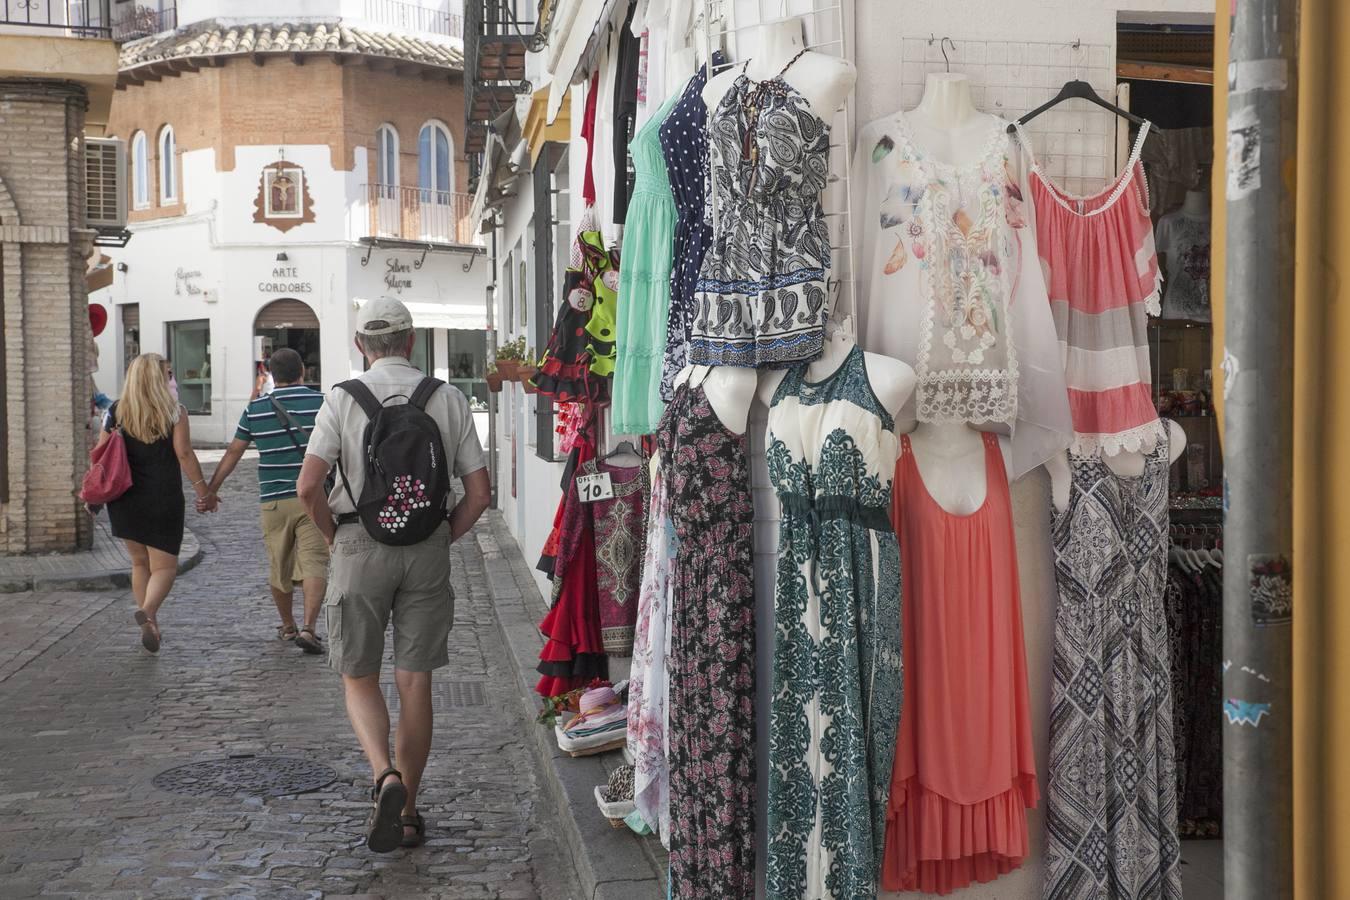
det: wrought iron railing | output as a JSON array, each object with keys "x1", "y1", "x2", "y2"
[
  {"x1": 365, "y1": 185, "x2": 480, "y2": 245},
  {"x1": 364, "y1": 0, "x2": 463, "y2": 39},
  {"x1": 0, "y1": 0, "x2": 112, "y2": 38},
  {"x1": 111, "y1": 1, "x2": 176, "y2": 41}
]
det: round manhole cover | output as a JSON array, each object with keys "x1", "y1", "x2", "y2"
[{"x1": 153, "y1": 756, "x2": 338, "y2": 798}]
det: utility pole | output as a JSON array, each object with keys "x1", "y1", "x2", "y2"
[{"x1": 1222, "y1": 0, "x2": 1297, "y2": 897}]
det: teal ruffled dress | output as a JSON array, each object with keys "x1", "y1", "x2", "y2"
[{"x1": 612, "y1": 91, "x2": 680, "y2": 435}]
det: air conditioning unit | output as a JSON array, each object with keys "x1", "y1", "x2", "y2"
[{"x1": 85, "y1": 138, "x2": 127, "y2": 229}]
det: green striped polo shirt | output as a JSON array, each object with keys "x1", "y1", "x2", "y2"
[{"x1": 235, "y1": 384, "x2": 326, "y2": 501}]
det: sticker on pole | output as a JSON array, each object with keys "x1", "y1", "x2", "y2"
[
  {"x1": 1249, "y1": 553, "x2": 1292, "y2": 627},
  {"x1": 576, "y1": 472, "x2": 614, "y2": 503}
]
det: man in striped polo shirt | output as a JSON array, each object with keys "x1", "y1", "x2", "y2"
[{"x1": 203, "y1": 348, "x2": 329, "y2": 654}]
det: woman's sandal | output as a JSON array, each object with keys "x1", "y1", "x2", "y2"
[
  {"x1": 294, "y1": 627, "x2": 323, "y2": 655},
  {"x1": 135, "y1": 609, "x2": 160, "y2": 654},
  {"x1": 277, "y1": 624, "x2": 299, "y2": 642},
  {"x1": 400, "y1": 813, "x2": 426, "y2": 848},
  {"x1": 365, "y1": 767, "x2": 407, "y2": 853}
]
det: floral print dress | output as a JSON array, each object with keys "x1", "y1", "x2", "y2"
[
  {"x1": 655, "y1": 374, "x2": 756, "y2": 897},
  {"x1": 765, "y1": 345, "x2": 902, "y2": 899}
]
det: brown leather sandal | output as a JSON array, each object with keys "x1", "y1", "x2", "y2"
[
  {"x1": 365, "y1": 767, "x2": 407, "y2": 853},
  {"x1": 135, "y1": 609, "x2": 160, "y2": 653},
  {"x1": 295, "y1": 627, "x2": 323, "y2": 655},
  {"x1": 400, "y1": 813, "x2": 425, "y2": 848}
]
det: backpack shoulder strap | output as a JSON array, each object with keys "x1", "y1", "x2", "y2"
[
  {"x1": 335, "y1": 379, "x2": 384, "y2": 421},
  {"x1": 408, "y1": 377, "x2": 446, "y2": 412},
  {"x1": 268, "y1": 395, "x2": 305, "y2": 452}
]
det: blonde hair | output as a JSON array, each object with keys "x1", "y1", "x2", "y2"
[{"x1": 119, "y1": 353, "x2": 179, "y2": 443}]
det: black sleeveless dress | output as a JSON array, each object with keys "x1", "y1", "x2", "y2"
[{"x1": 105, "y1": 402, "x2": 185, "y2": 555}]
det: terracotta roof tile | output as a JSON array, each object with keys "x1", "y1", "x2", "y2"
[{"x1": 120, "y1": 18, "x2": 463, "y2": 72}]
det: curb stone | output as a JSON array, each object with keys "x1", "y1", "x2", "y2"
[
  {"x1": 477, "y1": 515, "x2": 666, "y2": 900},
  {"x1": 0, "y1": 528, "x2": 204, "y2": 593}
]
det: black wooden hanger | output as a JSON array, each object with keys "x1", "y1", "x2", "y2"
[{"x1": 1008, "y1": 79, "x2": 1147, "y2": 134}]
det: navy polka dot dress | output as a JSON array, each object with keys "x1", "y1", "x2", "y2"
[{"x1": 658, "y1": 55, "x2": 723, "y2": 402}]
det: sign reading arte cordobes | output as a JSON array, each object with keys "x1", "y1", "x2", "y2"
[
  {"x1": 384, "y1": 257, "x2": 413, "y2": 294},
  {"x1": 259, "y1": 265, "x2": 313, "y2": 294}
]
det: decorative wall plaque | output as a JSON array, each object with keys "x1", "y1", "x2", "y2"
[{"x1": 253, "y1": 160, "x2": 315, "y2": 233}]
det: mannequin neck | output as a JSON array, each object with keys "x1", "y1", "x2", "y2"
[
  {"x1": 756, "y1": 17, "x2": 806, "y2": 69},
  {"x1": 1182, "y1": 190, "x2": 1211, "y2": 219},
  {"x1": 911, "y1": 73, "x2": 980, "y2": 129}
]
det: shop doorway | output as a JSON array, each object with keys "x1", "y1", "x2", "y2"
[{"x1": 254, "y1": 298, "x2": 321, "y2": 387}]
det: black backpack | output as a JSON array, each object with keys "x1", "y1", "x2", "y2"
[{"x1": 334, "y1": 377, "x2": 451, "y2": 546}]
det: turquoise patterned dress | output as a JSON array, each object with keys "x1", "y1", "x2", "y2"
[
  {"x1": 612, "y1": 90, "x2": 681, "y2": 435},
  {"x1": 765, "y1": 345, "x2": 903, "y2": 899}
]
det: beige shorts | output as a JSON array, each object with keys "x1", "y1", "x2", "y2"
[
  {"x1": 261, "y1": 497, "x2": 330, "y2": 592},
  {"x1": 324, "y1": 522, "x2": 454, "y2": 678}
]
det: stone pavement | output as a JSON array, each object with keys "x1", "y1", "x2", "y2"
[{"x1": 0, "y1": 459, "x2": 581, "y2": 899}]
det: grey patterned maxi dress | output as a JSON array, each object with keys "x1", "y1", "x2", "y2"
[
  {"x1": 1044, "y1": 435, "x2": 1183, "y2": 900},
  {"x1": 765, "y1": 345, "x2": 903, "y2": 899}
]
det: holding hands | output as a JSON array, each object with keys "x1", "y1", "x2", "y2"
[{"x1": 194, "y1": 492, "x2": 220, "y2": 514}]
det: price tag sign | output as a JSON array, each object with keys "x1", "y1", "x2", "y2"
[{"x1": 576, "y1": 472, "x2": 614, "y2": 503}]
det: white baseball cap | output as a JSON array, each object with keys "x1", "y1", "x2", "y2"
[{"x1": 357, "y1": 297, "x2": 414, "y2": 335}]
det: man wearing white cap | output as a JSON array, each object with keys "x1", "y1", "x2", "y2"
[{"x1": 297, "y1": 296, "x2": 490, "y2": 853}]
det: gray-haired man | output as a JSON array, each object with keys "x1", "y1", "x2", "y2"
[{"x1": 297, "y1": 297, "x2": 490, "y2": 852}]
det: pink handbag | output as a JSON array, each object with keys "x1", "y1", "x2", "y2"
[{"x1": 81, "y1": 428, "x2": 133, "y2": 504}]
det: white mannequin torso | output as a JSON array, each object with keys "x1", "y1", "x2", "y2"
[
  {"x1": 675, "y1": 364, "x2": 757, "y2": 435},
  {"x1": 906, "y1": 422, "x2": 1013, "y2": 516},
  {"x1": 904, "y1": 73, "x2": 999, "y2": 168},
  {"x1": 755, "y1": 323, "x2": 915, "y2": 418},
  {"x1": 701, "y1": 18, "x2": 856, "y2": 119},
  {"x1": 1046, "y1": 419, "x2": 1188, "y2": 512}
]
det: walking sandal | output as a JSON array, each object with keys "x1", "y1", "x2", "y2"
[
  {"x1": 277, "y1": 624, "x2": 298, "y2": 641},
  {"x1": 400, "y1": 813, "x2": 426, "y2": 848},
  {"x1": 295, "y1": 627, "x2": 323, "y2": 655},
  {"x1": 135, "y1": 609, "x2": 160, "y2": 654},
  {"x1": 365, "y1": 767, "x2": 407, "y2": 853}
]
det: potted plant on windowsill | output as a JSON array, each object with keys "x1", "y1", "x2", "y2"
[
  {"x1": 520, "y1": 350, "x2": 541, "y2": 393},
  {"x1": 485, "y1": 363, "x2": 503, "y2": 393},
  {"x1": 494, "y1": 335, "x2": 527, "y2": 382}
]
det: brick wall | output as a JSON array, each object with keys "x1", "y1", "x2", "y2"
[
  {"x1": 107, "y1": 57, "x2": 470, "y2": 208},
  {"x1": 0, "y1": 78, "x2": 95, "y2": 554}
]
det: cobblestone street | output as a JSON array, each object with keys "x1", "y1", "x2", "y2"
[{"x1": 0, "y1": 459, "x2": 579, "y2": 899}]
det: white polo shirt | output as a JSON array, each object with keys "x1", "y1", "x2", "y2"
[{"x1": 305, "y1": 357, "x2": 486, "y2": 515}]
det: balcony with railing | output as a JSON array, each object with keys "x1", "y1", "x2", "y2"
[
  {"x1": 364, "y1": 185, "x2": 480, "y2": 246},
  {"x1": 111, "y1": 1, "x2": 176, "y2": 41},
  {"x1": 1, "y1": 0, "x2": 112, "y2": 38},
  {"x1": 464, "y1": 0, "x2": 535, "y2": 154},
  {"x1": 364, "y1": 0, "x2": 463, "y2": 39}
]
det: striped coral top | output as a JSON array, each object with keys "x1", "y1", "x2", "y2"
[{"x1": 1018, "y1": 123, "x2": 1164, "y2": 457}]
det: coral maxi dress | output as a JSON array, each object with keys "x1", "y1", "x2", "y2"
[{"x1": 884, "y1": 432, "x2": 1039, "y2": 895}]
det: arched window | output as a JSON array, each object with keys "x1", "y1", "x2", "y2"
[
  {"x1": 376, "y1": 124, "x2": 399, "y2": 188},
  {"x1": 418, "y1": 120, "x2": 453, "y2": 202},
  {"x1": 159, "y1": 125, "x2": 177, "y2": 203},
  {"x1": 131, "y1": 131, "x2": 149, "y2": 209}
]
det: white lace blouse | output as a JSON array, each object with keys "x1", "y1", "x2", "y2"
[{"x1": 852, "y1": 111, "x2": 1072, "y2": 478}]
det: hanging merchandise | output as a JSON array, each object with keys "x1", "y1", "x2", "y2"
[
  {"x1": 688, "y1": 52, "x2": 832, "y2": 367},
  {"x1": 1043, "y1": 436, "x2": 1183, "y2": 900},
  {"x1": 884, "y1": 430, "x2": 1038, "y2": 895},
  {"x1": 535, "y1": 73, "x2": 619, "y2": 401},
  {"x1": 1166, "y1": 536, "x2": 1224, "y2": 839},
  {"x1": 536, "y1": 436, "x2": 610, "y2": 697},
  {"x1": 854, "y1": 112, "x2": 1072, "y2": 478},
  {"x1": 1015, "y1": 122, "x2": 1166, "y2": 457},
  {"x1": 612, "y1": 0, "x2": 642, "y2": 224},
  {"x1": 658, "y1": 56, "x2": 723, "y2": 402},
  {"x1": 656, "y1": 370, "x2": 756, "y2": 896},
  {"x1": 764, "y1": 345, "x2": 903, "y2": 900},
  {"x1": 1155, "y1": 198, "x2": 1213, "y2": 322},
  {"x1": 578, "y1": 454, "x2": 649, "y2": 655},
  {"x1": 627, "y1": 460, "x2": 673, "y2": 846},
  {"x1": 611, "y1": 85, "x2": 684, "y2": 435}
]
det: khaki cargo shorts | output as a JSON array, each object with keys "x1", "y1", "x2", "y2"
[
  {"x1": 261, "y1": 496, "x2": 330, "y2": 593},
  {"x1": 324, "y1": 522, "x2": 454, "y2": 678}
]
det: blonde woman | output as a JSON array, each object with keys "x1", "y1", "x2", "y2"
[{"x1": 95, "y1": 354, "x2": 216, "y2": 652}]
